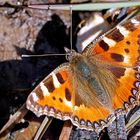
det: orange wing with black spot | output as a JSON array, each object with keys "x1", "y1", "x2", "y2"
[
  {"x1": 84, "y1": 15, "x2": 140, "y2": 67},
  {"x1": 26, "y1": 63, "x2": 74, "y2": 120},
  {"x1": 83, "y1": 14, "x2": 140, "y2": 118}
]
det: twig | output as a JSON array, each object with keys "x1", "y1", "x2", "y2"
[
  {"x1": 0, "y1": 104, "x2": 28, "y2": 136},
  {"x1": 59, "y1": 121, "x2": 73, "y2": 140}
]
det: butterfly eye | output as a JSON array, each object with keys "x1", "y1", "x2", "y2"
[
  {"x1": 64, "y1": 47, "x2": 78, "y2": 61},
  {"x1": 65, "y1": 53, "x2": 71, "y2": 61}
]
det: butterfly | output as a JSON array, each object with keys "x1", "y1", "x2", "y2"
[{"x1": 26, "y1": 14, "x2": 140, "y2": 132}]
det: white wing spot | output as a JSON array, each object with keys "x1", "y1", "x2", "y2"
[
  {"x1": 64, "y1": 99, "x2": 73, "y2": 108},
  {"x1": 117, "y1": 25, "x2": 129, "y2": 37},
  {"x1": 52, "y1": 72, "x2": 61, "y2": 88},
  {"x1": 32, "y1": 92, "x2": 39, "y2": 102},
  {"x1": 125, "y1": 68, "x2": 132, "y2": 76},
  {"x1": 103, "y1": 37, "x2": 116, "y2": 47},
  {"x1": 124, "y1": 54, "x2": 129, "y2": 64},
  {"x1": 40, "y1": 82, "x2": 50, "y2": 96}
]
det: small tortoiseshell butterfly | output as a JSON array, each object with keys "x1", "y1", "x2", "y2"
[{"x1": 26, "y1": 14, "x2": 140, "y2": 132}]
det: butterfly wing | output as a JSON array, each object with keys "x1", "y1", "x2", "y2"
[
  {"x1": 26, "y1": 63, "x2": 75, "y2": 120},
  {"x1": 83, "y1": 15, "x2": 140, "y2": 120},
  {"x1": 84, "y1": 14, "x2": 140, "y2": 67}
]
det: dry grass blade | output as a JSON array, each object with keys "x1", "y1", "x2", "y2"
[
  {"x1": 34, "y1": 117, "x2": 53, "y2": 140},
  {"x1": 28, "y1": 2, "x2": 140, "y2": 11},
  {"x1": 126, "y1": 115, "x2": 140, "y2": 133},
  {"x1": 59, "y1": 121, "x2": 73, "y2": 140},
  {"x1": 0, "y1": 103, "x2": 28, "y2": 137}
]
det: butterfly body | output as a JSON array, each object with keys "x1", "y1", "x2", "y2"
[
  {"x1": 26, "y1": 14, "x2": 140, "y2": 132},
  {"x1": 69, "y1": 53, "x2": 114, "y2": 110}
]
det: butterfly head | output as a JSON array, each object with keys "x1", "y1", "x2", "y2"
[{"x1": 64, "y1": 47, "x2": 79, "y2": 62}]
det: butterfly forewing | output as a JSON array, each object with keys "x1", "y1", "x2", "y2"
[
  {"x1": 84, "y1": 14, "x2": 140, "y2": 67},
  {"x1": 26, "y1": 63, "x2": 76, "y2": 120}
]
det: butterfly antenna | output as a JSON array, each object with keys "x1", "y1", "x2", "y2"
[
  {"x1": 70, "y1": 5, "x2": 73, "y2": 52},
  {"x1": 21, "y1": 53, "x2": 66, "y2": 58}
]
